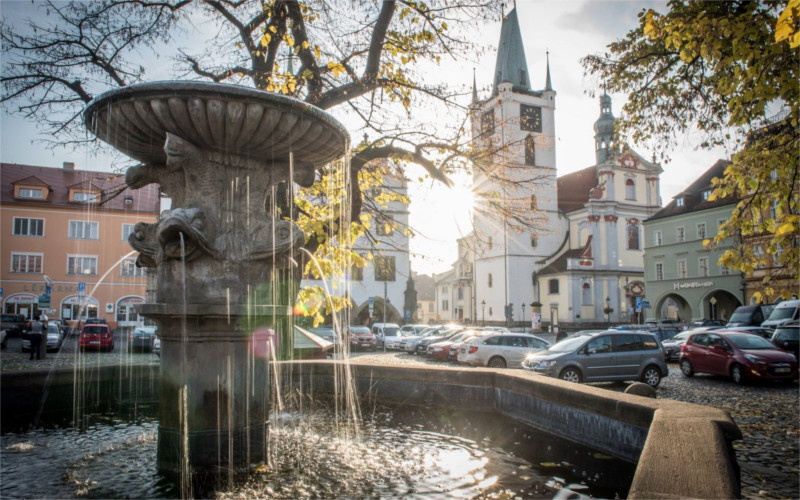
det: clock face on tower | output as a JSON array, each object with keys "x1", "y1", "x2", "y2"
[{"x1": 520, "y1": 104, "x2": 542, "y2": 133}]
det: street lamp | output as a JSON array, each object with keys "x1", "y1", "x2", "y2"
[
  {"x1": 481, "y1": 300, "x2": 486, "y2": 326},
  {"x1": 604, "y1": 296, "x2": 614, "y2": 328},
  {"x1": 521, "y1": 303, "x2": 525, "y2": 330}
]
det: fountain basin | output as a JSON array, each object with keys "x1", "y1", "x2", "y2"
[{"x1": 2, "y1": 361, "x2": 741, "y2": 499}]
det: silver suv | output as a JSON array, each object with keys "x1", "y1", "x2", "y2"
[{"x1": 522, "y1": 330, "x2": 669, "y2": 387}]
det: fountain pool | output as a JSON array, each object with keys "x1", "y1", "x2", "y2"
[{"x1": 1, "y1": 367, "x2": 635, "y2": 499}]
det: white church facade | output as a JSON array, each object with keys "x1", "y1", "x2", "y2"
[{"x1": 454, "y1": 7, "x2": 663, "y2": 330}]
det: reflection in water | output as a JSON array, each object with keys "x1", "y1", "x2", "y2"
[{"x1": 1, "y1": 395, "x2": 634, "y2": 499}]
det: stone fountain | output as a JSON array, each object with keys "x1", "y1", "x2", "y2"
[{"x1": 84, "y1": 81, "x2": 348, "y2": 482}]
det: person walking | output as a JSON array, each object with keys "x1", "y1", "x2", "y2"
[{"x1": 29, "y1": 318, "x2": 43, "y2": 360}]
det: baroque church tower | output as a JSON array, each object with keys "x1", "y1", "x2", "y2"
[{"x1": 469, "y1": 6, "x2": 567, "y2": 325}]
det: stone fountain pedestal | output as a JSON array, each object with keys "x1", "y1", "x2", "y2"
[{"x1": 84, "y1": 81, "x2": 348, "y2": 484}]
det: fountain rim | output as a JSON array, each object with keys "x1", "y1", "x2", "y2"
[{"x1": 82, "y1": 80, "x2": 351, "y2": 165}]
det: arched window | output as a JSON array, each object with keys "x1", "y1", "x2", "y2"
[
  {"x1": 530, "y1": 194, "x2": 537, "y2": 210},
  {"x1": 627, "y1": 223, "x2": 640, "y2": 250},
  {"x1": 582, "y1": 282, "x2": 592, "y2": 305},
  {"x1": 625, "y1": 179, "x2": 636, "y2": 200},
  {"x1": 488, "y1": 236, "x2": 493, "y2": 250},
  {"x1": 530, "y1": 234, "x2": 537, "y2": 248},
  {"x1": 488, "y1": 273, "x2": 493, "y2": 288},
  {"x1": 548, "y1": 279, "x2": 559, "y2": 295}
]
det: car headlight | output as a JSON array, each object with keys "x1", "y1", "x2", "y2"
[
  {"x1": 535, "y1": 360, "x2": 558, "y2": 369},
  {"x1": 743, "y1": 353, "x2": 766, "y2": 365}
]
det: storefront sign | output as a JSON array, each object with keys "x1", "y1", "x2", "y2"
[
  {"x1": 5, "y1": 294, "x2": 36, "y2": 304},
  {"x1": 63, "y1": 295, "x2": 98, "y2": 306},
  {"x1": 673, "y1": 281, "x2": 714, "y2": 290}
]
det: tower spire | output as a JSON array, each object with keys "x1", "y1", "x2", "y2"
[
  {"x1": 545, "y1": 50, "x2": 553, "y2": 91},
  {"x1": 471, "y1": 67, "x2": 478, "y2": 104},
  {"x1": 492, "y1": 6, "x2": 530, "y2": 95}
]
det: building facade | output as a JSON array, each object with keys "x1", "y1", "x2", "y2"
[
  {"x1": 302, "y1": 160, "x2": 411, "y2": 326},
  {"x1": 643, "y1": 160, "x2": 744, "y2": 322},
  {"x1": 1, "y1": 162, "x2": 160, "y2": 330}
]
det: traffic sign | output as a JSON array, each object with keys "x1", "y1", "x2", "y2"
[
  {"x1": 78, "y1": 282, "x2": 86, "y2": 294},
  {"x1": 641, "y1": 300, "x2": 651, "y2": 309},
  {"x1": 635, "y1": 297, "x2": 642, "y2": 312}
]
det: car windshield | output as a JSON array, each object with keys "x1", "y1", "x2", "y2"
[
  {"x1": 728, "y1": 309, "x2": 755, "y2": 323},
  {"x1": 83, "y1": 326, "x2": 107, "y2": 334},
  {"x1": 47, "y1": 325, "x2": 60, "y2": 334},
  {"x1": 548, "y1": 335, "x2": 591, "y2": 352},
  {"x1": 350, "y1": 326, "x2": 370, "y2": 335},
  {"x1": 670, "y1": 332, "x2": 691, "y2": 342},
  {"x1": 726, "y1": 334, "x2": 776, "y2": 350},
  {"x1": 768, "y1": 307, "x2": 797, "y2": 321},
  {"x1": 383, "y1": 327, "x2": 399, "y2": 336}
]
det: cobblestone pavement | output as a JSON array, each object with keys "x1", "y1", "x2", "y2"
[{"x1": 2, "y1": 340, "x2": 797, "y2": 499}]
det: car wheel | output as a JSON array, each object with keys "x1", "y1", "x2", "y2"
[
  {"x1": 560, "y1": 367, "x2": 582, "y2": 383},
  {"x1": 641, "y1": 366, "x2": 662, "y2": 388},
  {"x1": 730, "y1": 364, "x2": 746, "y2": 385},
  {"x1": 680, "y1": 359, "x2": 694, "y2": 377},
  {"x1": 487, "y1": 356, "x2": 507, "y2": 369}
]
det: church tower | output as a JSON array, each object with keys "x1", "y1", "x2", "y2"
[
  {"x1": 594, "y1": 92, "x2": 616, "y2": 164},
  {"x1": 470, "y1": 7, "x2": 566, "y2": 326}
]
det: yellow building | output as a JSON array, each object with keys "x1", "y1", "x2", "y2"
[{"x1": 1, "y1": 162, "x2": 159, "y2": 331}]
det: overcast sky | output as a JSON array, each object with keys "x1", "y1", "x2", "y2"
[{"x1": 0, "y1": 0, "x2": 730, "y2": 277}]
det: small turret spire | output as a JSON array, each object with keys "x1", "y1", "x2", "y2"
[
  {"x1": 545, "y1": 50, "x2": 553, "y2": 91},
  {"x1": 471, "y1": 68, "x2": 478, "y2": 104}
]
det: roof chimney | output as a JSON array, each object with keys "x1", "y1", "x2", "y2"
[{"x1": 63, "y1": 162, "x2": 75, "y2": 171}]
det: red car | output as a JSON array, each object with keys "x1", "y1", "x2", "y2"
[
  {"x1": 79, "y1": 324, "x2": 114, "y2": 351},
  {"x1": 679, "y1": 330, "x2": 798, "y2": 384},
  {"x1": 427, "y1": 330, "x2": 477, "y2": 360}
]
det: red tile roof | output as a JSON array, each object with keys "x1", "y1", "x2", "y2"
[
  {"x1": 1, "y1": 163, "x2": 160, "y2": 213},
  {"x1": 557, "y1": 165, "x2": 597, "y2": 213}
]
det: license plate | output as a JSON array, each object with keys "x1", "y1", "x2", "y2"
[
  {"x1": 361, "y1": 343, "x2": 371, "y2": 347},
  {"x1": 90, "y1": 341, "x2": 100, "y2": 345},
  {"x1": 775, "y1": 367, "x2": 790, "y2": 373}
]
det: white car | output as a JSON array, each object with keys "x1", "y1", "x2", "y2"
[
  {"x1": 22, "y1": 324, "x2": 64, "y2": 352},
  {"x1": 458, "y1": 332, "x2": 550, "y2": 368},
  {"x1": 372, "y1": 323, "x2": 402, "y2": 349},
  {"x1": 399, "y1": 325, "x2": 445, "y2": 353}
]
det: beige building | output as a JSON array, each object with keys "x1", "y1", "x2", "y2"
[{"x1": 1, "y1": 162, "x2": 160, "y2": 330}]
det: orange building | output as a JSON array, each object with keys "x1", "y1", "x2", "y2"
[{"x1": 1, "y1": 162, "x2": 160, "y2": 331}]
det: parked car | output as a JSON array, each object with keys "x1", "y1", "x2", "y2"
[
  {"x1": 153, "y1": 335, "x2": 161, "y2": 357},
  {"x1": 644, "y1": 318, "x2": 683, "y2": 329},
  {"x1": 679, "y1": 330, "x2": 798, "y2": 384},
  {"x1": 348, "y1": 325, "x2": 377, "y2": 351},
  {"x1": 130, "y1": 326, "x2": 158, "y2": 352},
  {"x1": 79, "y1": 324, "x2": 114, "y2": 351},
  {"x1": 523, "y1": 330, "x2": 669, "y2": 387},
  {"x1": 48, "y1": 319, "x2": 69, "y2": 338},
  {"x1": 371, "y1": 323, "x2": 403, "y2": 349},
  {"x1": 22, "y1": 324, "x2": 63, "y2": 352},
  {"x1": 771, "y1": 322, "x2": 799, "y2": 359},
  {"x1": 691, "y1": 319, "x2": 726, "y2": 328},
  {"x1": 761, "y1": 300, "x2": 799, "y2": 329},
  {"x1": 399, "y1": 325, "x2": 445, "y2": 353},
  {"x1": 1, "y1": 314, "x2": 27, "y2": 336},
  {"x1": 85, "y1": 317, "x2": 108, "y2": 325},
  {"x1": 726, "y1": 304, "x2": 776, "y2": 328},
  {"x1": 662, "y1": 331, "x2": 693, "y2": 362},
  {"x1": 399, "y1": 324, "x2": 429, "y2": 336},
  {"x1": 426, "y1": 330, "x2": 480, "y2": 360},
  {"x1": 1, "y1": 329, "x2": 7, "y2": 349},
  {"x1": 725, "y1": 326, "x2": 775, "y2": 339},
  {"x1": 415, "y1": 328, "x2": 464, "y2": 355},
  {"x1": 458, "y1": 332, "x2": 549, "y2": 368}
]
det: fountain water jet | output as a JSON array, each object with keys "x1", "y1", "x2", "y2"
[{"x1": 84, "y1": 81, "x2": 349, "y2": 487}]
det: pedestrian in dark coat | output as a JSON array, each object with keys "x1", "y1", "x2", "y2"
[{"x1": 29, "y1": 319, "x2": 43, "y2": 360}]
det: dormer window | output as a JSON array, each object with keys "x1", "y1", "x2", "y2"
[
  {"x1": 124, "y1": 196, "x2": 134, "y2": 206},
  {"x1": 701, "y1": 190, "x2": 711, "y2": 201},
  {"x1": 676, "y1": 197, "x2": 685, "y2": 207},
  {"x1": 19, "y1": 188, "x2": 43, "y2": 199},
  {"x1": 72, "y1": 191, "x2": 99, "y2": 203}
]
